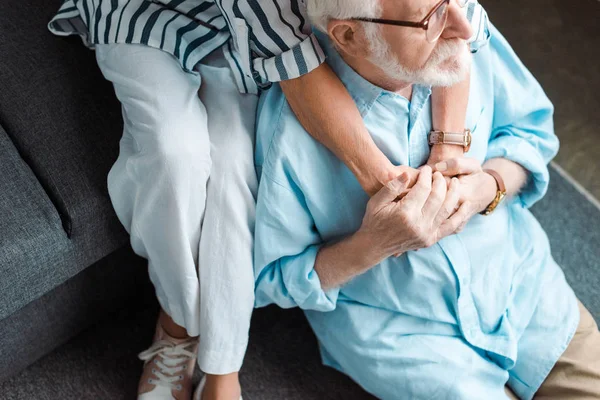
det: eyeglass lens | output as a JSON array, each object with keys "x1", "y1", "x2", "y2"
[{"x1": 426, "y1": 2, "x2": 449, "y2": 43}]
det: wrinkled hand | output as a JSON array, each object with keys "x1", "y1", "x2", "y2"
[
  {"x1": 358, "y1": 166, "x2": 468, "y2": 259},
  {"x1": 433, "y1": 157, "x2": 498, "y2": 232},
  {"x1": 388, "y1": 164, "x2": 420, "y2": 199}
]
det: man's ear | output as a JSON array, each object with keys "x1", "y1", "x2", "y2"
[{"x1": 327, "y1": 19, "x2": 364, "y2": 57}]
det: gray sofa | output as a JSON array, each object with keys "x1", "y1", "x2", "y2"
[
  {"x1": 0, "y1": 0, "x2": 598, "y2": 396},
  {"x1": 0, "y1": 0, "x2": 158, "y2": 382}
]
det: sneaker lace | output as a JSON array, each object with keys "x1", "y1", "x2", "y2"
[{"x1": 138, "y1": 339, "x2": 197, "y2": 391}]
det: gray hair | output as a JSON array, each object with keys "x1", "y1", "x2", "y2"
[{"x1": 306, "y1": 0, "x2": 382, "y2": 33}]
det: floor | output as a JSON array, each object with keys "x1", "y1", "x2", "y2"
[
  {"x1": 0, "y1": 302, "x2": 375, "y2": 400},
  {"x1": 483, "y1": 0, "x2": 600, "y2": 199},
  {"x1": 2, "y1": 165, "x2": 599, "y2": 400}
]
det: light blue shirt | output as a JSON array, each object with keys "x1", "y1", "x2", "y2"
[{"x1": 254, "y1": 26, "x2": 579, "y2": 400}]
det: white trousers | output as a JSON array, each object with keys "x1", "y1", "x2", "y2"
[{"x1": 95, "y1": 44, "x2": 258, "y2": 374}]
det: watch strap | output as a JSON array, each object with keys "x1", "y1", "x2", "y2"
[
  {"x1": 428, "y1": 129, "x2": 472, "y2": 152},
  {"x1": 483, "y1": 169, "x2": 506, "y2": 193},
  {"x1": 480, "y1": 169, "x2": 507, "y2": 216}
]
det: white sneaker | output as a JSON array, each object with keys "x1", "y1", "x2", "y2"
[
  {"x1": 193, "y1": 376, "x2": 243, "y2": 400},
  {"x1": 137, "y1": 321, "x2": 199, "y2": 400}
]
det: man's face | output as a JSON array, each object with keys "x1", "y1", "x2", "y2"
[{"x1": 365, "y1": 0, "x2": 474, "y2": 87}]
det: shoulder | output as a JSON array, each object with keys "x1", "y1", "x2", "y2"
[{"x1": 256, "y1": 83, "x2": 328, "y2": 187}]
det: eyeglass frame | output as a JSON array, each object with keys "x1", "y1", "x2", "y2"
[{"x1": 352, "y1": 0, "x2": 466, "y2": 34}]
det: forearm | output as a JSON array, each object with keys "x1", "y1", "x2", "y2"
[
  {"x1": 483, "y1": 157, "x2": 528, "y2": 197},
  {"x1": 314, "y1": 230, "x2": 385, "y2": 291},
  {"x1": 280, "y1": 63, "x2": 394, "y2": 194},
  {"x1": 432, "y1": 70, "x2": 470, "y2": 132},
  {"x1": 428, "y1": 69, "x2": 471, "y2": 163}
]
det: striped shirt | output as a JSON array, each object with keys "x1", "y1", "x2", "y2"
[{"x1": 48, "y1": 0, "x2": 490, "y2": 94}]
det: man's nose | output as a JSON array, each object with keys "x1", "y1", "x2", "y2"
[{"x1": 440, "y1": 1, "x2": 473, "y2": 41}]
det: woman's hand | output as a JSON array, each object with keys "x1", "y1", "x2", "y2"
[
  {"x1": 433, "y1": 156, "x2": 482, "y2": 177},
  {"x1": 385, "y1": 164, "x2": 420, "y2": 198},
  {"x1": 427, "y1": 144, "x2": 465, "y2": 169},
  {"x1": 358, "y1": 162, "x2": 421, "y2": 197}
]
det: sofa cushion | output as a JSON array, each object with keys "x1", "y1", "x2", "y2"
[
  {"x1": 0, "y1": 0, "x2": 124, "y2": 244},
  {"x1": 0, "y1": 126, "x2": 62, "y2": 319}
]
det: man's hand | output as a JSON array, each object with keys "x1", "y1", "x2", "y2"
[
  {"x1": 314, "y1": 166, "x2": 468, "y2": 290},
  {"x1": 433, "y1": 157, "x2": 498, "y2": 232},
  {"x1": 358, "y1": 166, "x2": 466, "y2": 259}
]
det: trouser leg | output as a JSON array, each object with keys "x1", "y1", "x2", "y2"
[
  {"x1": 194, "y1": 48, "x2": 258, "y2": 374},
  {"x1": 95, "y1": 44, "x2": 211, "y2": 336},
  {"x1": 535, "y1": 301, "x2": 600, "y2": 399}
]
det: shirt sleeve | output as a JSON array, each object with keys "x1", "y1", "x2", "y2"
[
  {"x1": 224, "y1": 0, "x2": 326, "y2": 84},
  {"x1": 254, "y1": 173, "x2": 340, "y2": 312},
  {"x1": 466, "y1": 0, "x2": 491, "y2": 53},
  {"x1": 486, "y1": 24, "x2": 559, "y2": 208}
]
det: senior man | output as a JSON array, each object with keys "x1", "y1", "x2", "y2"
[{"x1": 253, "y1": 0, "x2": 600, "y2": 399}]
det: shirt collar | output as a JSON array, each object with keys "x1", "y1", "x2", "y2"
[{"x1": 315, "y1": 31, "x2": 431, "y2": 118}]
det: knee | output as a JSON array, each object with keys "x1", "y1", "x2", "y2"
[{"x1": 143, "y1": 124, "x2": 212, "y2": 181}]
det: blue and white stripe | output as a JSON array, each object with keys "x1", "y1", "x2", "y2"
[{"x1": 48, "y1": 0, "x2": 326, "y2": 94}]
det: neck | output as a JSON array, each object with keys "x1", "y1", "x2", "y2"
[{"x1": 341, "y1": 51, "x2": 413, "y2": 98}]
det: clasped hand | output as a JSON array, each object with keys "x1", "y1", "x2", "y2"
[{"x1": 359, "y1": 157, "x2": 497, "y2": 258}]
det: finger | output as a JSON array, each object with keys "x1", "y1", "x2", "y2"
[
  {"x1": 394, "y1": 188, "x2": 411, "y2": 202},
  {"x1": 422, "y1": 172, "x2": 447, "y2": 221},
  {"x1": 438, "y1": 201, "x2": 474, "y2": 238},
  {"x1": 434, "y1": 158, "x2": 481, "y2": 177},
  {"x1": 433, "y1": 178, "x2": 461, "y2": 226},
  {"x1": 401, "y1": 165, "x2": 433, "y2": 209},
  {"x1": 371, "y1": 173, "x2": 410, "y2": 206}
]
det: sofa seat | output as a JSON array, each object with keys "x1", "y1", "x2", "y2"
[
  {"x1": 0, "y1": 0, "x2": 130, "y2": 323},
  {"x1": 0, "y1": 126, "x2": 65, "y2": 319}
]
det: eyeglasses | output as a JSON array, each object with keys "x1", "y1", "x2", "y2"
[{"x1": 353, "y1": 0, "x2": 469, "y2": 43}]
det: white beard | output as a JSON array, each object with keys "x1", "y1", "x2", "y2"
[{"x1": 364, "y1": 23, "x2": 471, "y2": 87}]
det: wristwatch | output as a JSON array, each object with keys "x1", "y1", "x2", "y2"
[
  {"x1": 428, "y1": 129, "x2": 472, "y2": 153},
  {"x1": 480, "y1": 169, "x2": 507, "y2": 216}
]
